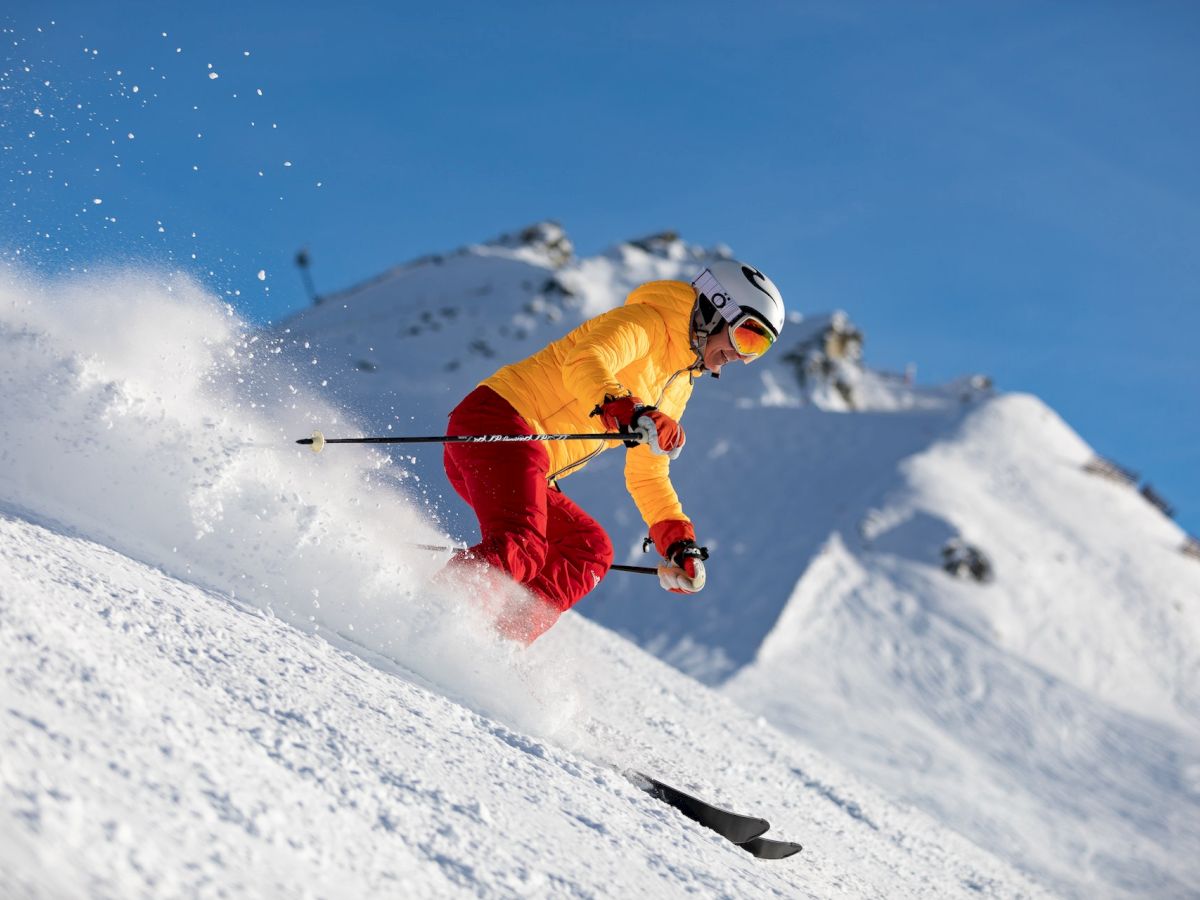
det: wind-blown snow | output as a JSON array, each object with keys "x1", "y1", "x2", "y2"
[{"x1": 0, "y1": 266, "x2": 566, "y2": 737}]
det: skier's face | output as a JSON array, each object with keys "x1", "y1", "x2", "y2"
[{"x1": 702, "y1": 322, "x2": 749, "y2": 375}]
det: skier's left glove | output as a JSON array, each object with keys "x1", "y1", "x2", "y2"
[
  {"x1": 634, "y1": 409, "x2": 685, "y2": 460},
  {"x1": 650, "y1": 519, "x2": 708, "y2": 594}
]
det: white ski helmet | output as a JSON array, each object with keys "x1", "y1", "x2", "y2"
[{"x1": 690, "y1": 259, "x2": 785, "y2": 357}]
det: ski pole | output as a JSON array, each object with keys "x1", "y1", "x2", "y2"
[
  {"x1": 409, "y1": 542, "x2": 658, "y2": 576},
  {"x1": 297, "y1": 429, "x2": 640, "y2": 453}
]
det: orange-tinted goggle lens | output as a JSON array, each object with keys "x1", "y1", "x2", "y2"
[{"x1": 730, "y1": 315, "x2": 776, "y2": 359}]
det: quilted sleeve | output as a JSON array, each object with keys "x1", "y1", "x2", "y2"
[
  {"x1": 624, "y1": 443, "x2": 689, "y2": 529},
  {"x1": 561, "y1": 305, "x2": 656, "y2": 407}
]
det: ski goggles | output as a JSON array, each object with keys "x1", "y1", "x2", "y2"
[{"x1": 728, "y1": 312, "x2": 777, "y2": 360}]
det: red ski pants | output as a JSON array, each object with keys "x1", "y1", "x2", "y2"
[{"x1": 441, "y1": 386, "x2": 613, "y2": 640}]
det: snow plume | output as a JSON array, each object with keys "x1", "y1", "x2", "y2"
[{"x1": 0, "y1": 266, "x2": 575, "y2": 736}]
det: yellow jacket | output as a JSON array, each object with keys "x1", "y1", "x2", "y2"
[{"x1": 482, "y1": 280, "x2": 702, "y2": 529}]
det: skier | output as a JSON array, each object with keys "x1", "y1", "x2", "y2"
[{"x1": 439, "y1": 260, "x2": 785, "y2": 642}]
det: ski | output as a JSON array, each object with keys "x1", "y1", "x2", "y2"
[
  {"x1": 739, "y1": 835, "x2": 804, "y2": 859},
  {"x1": 629, "y1": 771, "x2": 769, "y2": 845}
]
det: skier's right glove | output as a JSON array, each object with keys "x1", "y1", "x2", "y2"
[
  {"x1": 592, "y1": 394, "x2": 686, "y2": 458},
  {"x1": 593, "y1": 394, "x2": 644, "y2": 446},
  {"x1": 650, "y1": 519, "x2": 708, "y2": 594}
]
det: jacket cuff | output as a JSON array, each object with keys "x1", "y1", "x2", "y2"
[
  {"x1": 650, "y1": 519, "x2": 695, "y2": 559},
  {"x1": 601, "y1": 383, "x2": 633, "y2": 400}
]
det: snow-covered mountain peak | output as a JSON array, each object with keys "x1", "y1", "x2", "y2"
[{"x1": 476, "y1": 219, "x2": 576, "y2": 267}]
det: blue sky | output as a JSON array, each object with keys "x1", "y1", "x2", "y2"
[{"x1": 3, "y1": 1, "x2": 1198, "y2": 535}]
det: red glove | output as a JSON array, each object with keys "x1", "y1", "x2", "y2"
[
  {"x1": 595, "y1": 394, "x2": 644, "y2": 435},
  {"x1": 650, "y1": 520, "x2": 707, "y2": 594},
  {"x1": 593, "y1": 395, "x2": 685, "y2": 458},
  {"x1": 635, "y1": 409, "x2": 685, "y2": 459}
]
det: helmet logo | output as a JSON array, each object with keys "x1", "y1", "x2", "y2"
[{"x1": 741, "y1": 265, "x2": 774, "y2": 300}]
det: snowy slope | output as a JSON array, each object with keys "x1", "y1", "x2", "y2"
[
  {"x1": 0, "y1": 265, "x2": 1047, "y2": 897},
  {"x1": 275, "y1": 224, "x2": 1200, "y2": 897},
  {"x1": 726, "y1": 394, "x2": 1200, "y2": 898},
  {"x1": 0, "y1": 511, "x2": 1046, "y2": 899}
]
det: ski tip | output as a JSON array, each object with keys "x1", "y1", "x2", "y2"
[{"x1": 738, "y1": 836, "x2": 803, "y2": 860}]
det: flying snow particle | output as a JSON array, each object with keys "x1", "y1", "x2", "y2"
[
  {"x1": 132, "y1": 85, "x2": 139, "y2": 93},
  {"x1": 208, "y1": 72, "x2": 219, "y2": 80},
  {"x1": 92, "y1": 198, "x2": 102, "y2": 205},
  {"x1": 257, "y1": 270, "x2": 266, "y2": 281},
  {"x1": 283, "y1": 161, "x2": 292, "y2": 167},
  {"x1": 127, "y1": 133, "x2": 134, "y2": 139},
  {"x1": 256, "y1": 88, "x2": 263, "y2": 96}
]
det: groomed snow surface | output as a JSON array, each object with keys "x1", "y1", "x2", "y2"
[{"x1": 0, "y1": 267, "x2": 1045, "y2": 897}]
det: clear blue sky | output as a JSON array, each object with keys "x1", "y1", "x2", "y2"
[{"x1": 3, "y1": 1, "x2": 1198, "y2": 536}]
